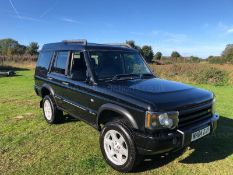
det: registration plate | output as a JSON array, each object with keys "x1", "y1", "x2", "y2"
[{"x1": 191, "y1": 126, "x2": 210, "y2": 142}]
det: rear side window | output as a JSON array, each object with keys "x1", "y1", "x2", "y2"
[
  {"x1": 51, "y1": 51, "x2": 69, "y2": 75},
  {"x1": 35, "y1": 51, "x2": 53, "y2": 77},
  {"x1": 37, "y1": 51, "x2": 53, "y2": 69}
]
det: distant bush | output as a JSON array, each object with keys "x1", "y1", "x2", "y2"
[
  {"x1": 150, "y1": 63, "x2": 228, "y2": 86},
  {"x1": 189, "y1": 56, "x2": 201, "y2": 63},
  {"x1": 207, "y1": 56, "x2": 226, "y2": 64},
  {"x1": 192, "y1": 67, "x2": 228, "y2": 85}
]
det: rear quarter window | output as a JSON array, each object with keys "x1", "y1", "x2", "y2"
[{"x1": 36, "y1": 51, "x2": 53, "y2": 77}]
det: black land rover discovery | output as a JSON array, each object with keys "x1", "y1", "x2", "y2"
[{"x1": 34, "y1": 40, "x2": 219, "y2": 172}]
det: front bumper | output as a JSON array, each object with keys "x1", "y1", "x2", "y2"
[{"x1": 135, "y1": 114, "x2": 219, "y2": 155}]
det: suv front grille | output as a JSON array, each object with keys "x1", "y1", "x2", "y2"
[{"x1": 178, "y1": 100, "x2": 213, "y2": 129}]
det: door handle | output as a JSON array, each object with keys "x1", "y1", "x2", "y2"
[
  {"x1": 62, "y1": 82, "x2": 69, "y2": 85},
  {"x1": 48, "y1": 77, "x2": 53, "y2": 80}
]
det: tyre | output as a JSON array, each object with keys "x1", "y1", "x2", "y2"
[
  {"x1": 100, "y1": 121, "x2": 141, "y2": 172},
  {"x1": 42, "y1": 95, "x2": 63, "y2": 124}
]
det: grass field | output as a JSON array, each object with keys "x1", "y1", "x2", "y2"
[{"x1": 0, "y1": 69, "x2": 233, "y2": 175}]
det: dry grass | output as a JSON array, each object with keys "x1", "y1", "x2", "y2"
[
  {"x1": 149, "y1": 63, "x2": 233, "y2": 85},
  {"x1": 0, "y1": 55, "x2": 37, "y2": 63},
  {"x1": 0, "y1": 61, "x2": 36, "y2": 70}
]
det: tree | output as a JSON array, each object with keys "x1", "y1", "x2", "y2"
[
  {"x1": 0, "y1": 38, "x2": 20, "y2": 55},
  {"x1": 154, "y1": 52, "x2": 162, "y2": 60},
  {"x1": 0, "y1": 38, "x2": 28, "y2": 55},
  {"x1": 222, "y1": 44, "x2": 233, "y2": 56},
  {"x1": 16, "y1": 45, "x2": 27, "y2": 55},
  {"x1": 141, "y1": 45, "x2": 154, "y2": 62},
  {"x1": 171, "y1": 51, "x2": 181, "y2": 58},
  {"x1": 126, "y1": 40, "x2": 141, "y2": 52},
  {"x1": 26, "y1": 42, "x2": 39, "y2": 55},
  {"x1": 222, "y1": 44, "x2": 233, "y2": 63},
  {"x1": 0, "y1": 45, "x2": 2, "y2": 55}
]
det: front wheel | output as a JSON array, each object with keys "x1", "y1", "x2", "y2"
[{"x1": 100, "y1": 121, "x2": 141, "y2": 172}]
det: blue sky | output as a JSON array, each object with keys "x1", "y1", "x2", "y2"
[{"x1": 1, "y1": 0, "x2": 233, "y2": 58}]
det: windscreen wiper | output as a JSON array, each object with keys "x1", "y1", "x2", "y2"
[
  {"x1": 140, "y1": 73, "x2": 155, "y2": 79},
  {"x1": 112, "y1": 74, "x2": 140, "y2": 81}
]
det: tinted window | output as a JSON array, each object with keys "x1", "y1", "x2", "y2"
[
  {"x1": 36, "y1": 51, "x2": 53, "y2": 77},
  {"x1": 51, "y1": 51, "x2": 69, "y2": 74},
  {"x1": 37, "y1": 51, "x2": 53, "y2": 69}
]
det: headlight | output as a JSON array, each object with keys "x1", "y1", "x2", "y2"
[
  {"x1": 212, "y1": 98, "x2": 216, "y2": 114},
  {"x1": 145, "y1": 111, "x2": 179, "y2": 130}
]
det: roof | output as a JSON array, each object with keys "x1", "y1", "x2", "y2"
[{"x1": 41, "y1": 40, "x2": 138, "y2": 52}]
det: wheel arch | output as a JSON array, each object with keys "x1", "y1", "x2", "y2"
[
  {"x1": 41, "y1": 84, "x2": 55, "y2": 97},
  {"x1": 97, "y1": 103, "x2": 139, "y2": 131},
  {"x1": 40, "y1": 84, "x2": 55, "y2": 108}
]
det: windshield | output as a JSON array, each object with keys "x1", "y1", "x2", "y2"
[{"x1": 89, "y1": 51, "x2": 151, "y2": 80}]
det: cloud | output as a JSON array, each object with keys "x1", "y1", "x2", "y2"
[
  {"x1": 40, "y1": 0, "x2": 58, "y2": 18},
  {"x1": 17, "y1": 16, "x2": 42, "y2": 22},
  {"x1": 61, "y1": 17, "x2": 81, "y2": 24},
  {"x1": 162, "y1": 32, "x2": 188, "y2": 44},
  {"x1": 8, "y1": 0, "x2": 42, "y2": 22},
  {"x1": 130, "y1": 30, "x2": 188, "y2": 44},
  {"x1": 8, "y1": 0, "x2": 21, "y2": 18},
  {"x1": 217, "y1": 22, "x2": 233, "y2": 35},
  {"x1": 227, "y1": 28, "x2": 233, "y2": 34},
  {"x1": 130, "y1": 32, "x2": 145, "y2": 36},
  {"x1": 9, "y1": 14, "x2": 43, "y2": 22}
]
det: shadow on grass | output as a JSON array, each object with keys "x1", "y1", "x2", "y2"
[
  {"x1": 134, "y1": 116, "x2": 233, "y2": 172},
  {"x1": 180, "y1": 116, "x2": 233, "y2": 164},
  {"x1": 0, "y1": 65, "x2": 29, "y2": 71},
  {"x1": 0, "y1": 74, "x2": 22, "y2": 78},
  {"x1": 57, "y1": 114, "x2": 80, "y2": 124}
]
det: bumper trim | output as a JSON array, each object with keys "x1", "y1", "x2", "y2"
[{"x1": 177, "y1": 129, "x2": 185, "y2": 147}]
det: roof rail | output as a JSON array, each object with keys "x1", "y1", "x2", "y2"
[
  {"x1": 62, "y1": 39, "x2": 87, "y2": 45},
  {"x1": 104, "y1": 43, "x2": 132, "y2": 48}
]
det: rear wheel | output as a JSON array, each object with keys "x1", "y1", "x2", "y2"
[
  {"x1": 42, "y1": 95, "x2": 63, "y2": 124},
  {"x1": 100, "y1": 121, "x2": 142, "y2": 172}
]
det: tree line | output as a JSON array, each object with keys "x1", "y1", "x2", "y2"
[
  {"x1": 126, "y1": 40, "x2": 195, "y2": 63},
  {"x1": 0, "y1": 38, "x2": 39, "y2": 56},
  {"x1": 207, "y1": 44, "x2": 233, "y2": 64},
  {"x1": 127, "y1": 40, "x2": 233, "y2": 64},
  {"x1": 1, "y1": 38, "x2": 232, "y2": 64}
]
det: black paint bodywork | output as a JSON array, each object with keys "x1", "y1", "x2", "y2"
[{"x1": 34, "y1": 41, "x2": 219, "y2": 155}]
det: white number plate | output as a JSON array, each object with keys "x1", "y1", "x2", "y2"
[{"x1": 191, "y1": 126, "x2": 210, "y2": 142}]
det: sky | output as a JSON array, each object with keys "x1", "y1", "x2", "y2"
[{"x1": 1, "y1": 0, "x2": 233, "y2": 58}]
